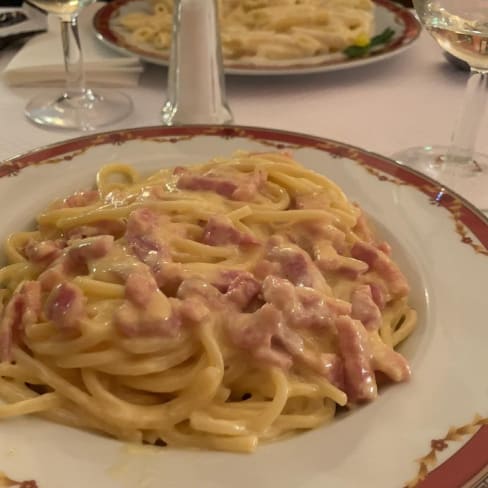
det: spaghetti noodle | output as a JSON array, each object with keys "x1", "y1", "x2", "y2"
[{"x1": 0, "y1": 151, "x2": 416, "y2": 452}]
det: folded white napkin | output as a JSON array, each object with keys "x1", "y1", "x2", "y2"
[{"x1": 2, "y1": 3, "x2": 144, "y2": 87}]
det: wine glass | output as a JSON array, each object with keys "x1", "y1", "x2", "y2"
[
  {"x1": 24, "y1": 0, "x2": 132, "y2": 131},
  {"x1": 393, "y1": 0, "x2": 488, "y2": 210}
]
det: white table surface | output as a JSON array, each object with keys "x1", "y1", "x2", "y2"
[{"x1": 0, "y1": 6, "x2": 484, "y2": 208}]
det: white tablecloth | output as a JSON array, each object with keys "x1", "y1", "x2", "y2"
[{"x1": 0, "y1": 9, "x2": 482, "y2": 202}]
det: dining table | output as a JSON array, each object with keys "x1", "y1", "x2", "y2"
[{"x1": 0, "y1": 4, "x2": 488, "y2": 488}]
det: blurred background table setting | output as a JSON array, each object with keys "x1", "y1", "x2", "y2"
[
  {"x1": 3, "y1": 5, "x2": 143, "y2": 87},
  {"x1": 1, "y1": 0, "x2": 486, "y2": 211},
  {"x1": 0, "y1": 0, "x2": 482, "y2": 166}
]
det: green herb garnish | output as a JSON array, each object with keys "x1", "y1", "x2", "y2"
[{"x1": 343, "y1": 27, "x2": 396, "y2": 58}]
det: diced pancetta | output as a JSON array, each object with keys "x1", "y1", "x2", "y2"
[
  {"x1": 63, "y1": 190, "x2": 99, "y2": 208},
  {"x1": 227, "y1": 300, "x2": 344, "y2": 386},
  {"x1": 335, "y1": 315, "x2": 377, "y2": 402},
  {"x1": 232, "y1": 171, "x2": 266, "y2": 201},
  {"x1": 125, "y1": 208, "x2": 172, "y2": 276},
  {"x1": 262, "y1": 275, "x2": 335, "y2": 330},
  {"x1": 211, "y1": 270, "x2": 246, "y2": 292},
  {"x1": 224, "y1": 272, "x2": 261, "y2": 310},
  {"x1": 38, "y1": 264, "x2": 68, "y2": 291},
  {"x1": 124, "y1": 208, "x2": 183, "y2": 291},
  {"x1": 114, "y1": 271, "x2": 179, "y2": 337},
  {"x1": 177, "y1": 171, "x2": 237, "y2": 198},
  {"x1": 124, "y1": 270, "x2": 158, "y2": 307},
  {"x1": 350, "y1": 241, "x2": 376, "y2": 265},
  {"x1": 351, "y1": 284, "x2": 382, "y2": 331},
  {"x1": 324, "y1": 296, "x2": 352, "y2": 316},
  {"x1": 62, "y1": 235, "x2": 114, "y2": 276},
  {"x1": 368, "y1": 282, "x2": 388, "y2": 310},
  {"x1": 24, "y1": 239, "x2": 65, "y2": 264},
  {"x1": 0, "y1": 281, "x2": 42, "y2": 361},
  {"x1": 175, "y1": 297, "x2": 210, "y2": 323},
  {"x1": 68, "y1": 235, "x2": 114, "y2": 262},
  {"x1": 44, "y1": 282, "x2": 86, "y2": 332},
  {"x1": 202, "y1": 215, "x2": 259, "y2": 247},
  {"x1": 266, "y1": 235, "x2": 330, "y2": 293},
  {"x1": 252, "y1": 259, "x2": 282, "y2": 282},
  {"x1": 178, "y1": 274, "x2": 260, "y2": 312},
  {"x1": 351, "y1": 241, "x2": 409, "y2": 297},
  {"x1": 37, "y1": 237, "x2": 114, "y2": 290},
  {"x1": 285, "y1": 220, "x2": 364, "y2": 279},
  {"x1": 177, "y1": 169, "x2": 265, "y2": 201},
  {"x1": 226, "y1": 304, "x2": 292, "y2": 369},
  {"x1": 177, "y1": 278, "x2": 224, "y2": 309}
]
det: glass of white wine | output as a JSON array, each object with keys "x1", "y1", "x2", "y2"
[
  {"x1": 25, "y1": 0, "x2": 132, "y2": 131},
  {"x1": 393, "y1": 0, "x2": 488, "y2": 210}
]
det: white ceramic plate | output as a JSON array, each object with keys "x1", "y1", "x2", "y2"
[
  {"x1": 92, "y1": 0, "x2": 421, "y2": 76},
  {"x1": 0, "y1": 126, "x2": 487, "y2": 488}
]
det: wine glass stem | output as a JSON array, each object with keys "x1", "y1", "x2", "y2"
[
  {"x1": 447, "y1": 68, "x2": 488, "y2": 164},
  {"x1": 60, "y1": 15, "x2": 87, "y2": 99}
]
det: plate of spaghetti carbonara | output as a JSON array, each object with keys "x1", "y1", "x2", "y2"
[
  {"x1": 92, "y1": 0, "x2": 421, "y2": 75},
  {"x1": 0, "y1": 126, "x2": 487, "y2": 488}
]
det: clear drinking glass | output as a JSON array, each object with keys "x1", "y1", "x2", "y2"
[
  {"x1": 393, "y1": 0, "x2": 488, "y2": 210},
  {"x1": 161, "y1": 0, "x2": 233, "y2": 125},
  {"x1": 25, "y1": 0, "x2": 132, "y2": 131}
]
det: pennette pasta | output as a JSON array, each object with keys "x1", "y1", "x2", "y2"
[
  {"x1": 114, "y1": 0, "x2": 375, "y2": 64},
  {"x1": 0, "y1": 151, "x2": 416, "y2": 452}
]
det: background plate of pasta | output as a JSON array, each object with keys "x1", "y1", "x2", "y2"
[
  {"x1": 0, "y1": 125, "x2": 487, "y2": 488},
  {"x1": 93, "y1": 0, "x2": 421, "y2": 75}
]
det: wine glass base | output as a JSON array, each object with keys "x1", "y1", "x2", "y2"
[
  {"x1": 25, "y1": 89, "x2": 132, "y2": 131},
  {"x1": 392, "y1": 145, "x2": 488, "y2": 211}
]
